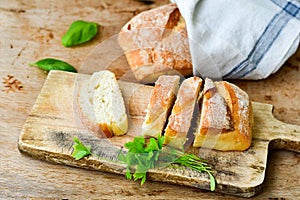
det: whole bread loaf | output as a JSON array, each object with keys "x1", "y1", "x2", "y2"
[
  {"x1": 142, "y1": 76, "x2": 252, "y2": 151},
  {"x1": 118, "y1": 4, "x2": 191, "y2": 83}
]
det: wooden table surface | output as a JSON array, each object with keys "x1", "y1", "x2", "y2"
[{"x1": 0, "y1": 0, "x2": 299, "y2": 199}]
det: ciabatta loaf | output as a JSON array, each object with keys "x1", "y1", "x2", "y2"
[
  {"x1": 164, "y1": 77, "x2": 203, "y2": 150},
  {"x1": 118, "y1": 4, "x2": 191, "y2": 83},
  {"x1": 142, "y1": 75, "x2": 180, "y2": 137},
  {"x1": 193, "y1": 78, "x2": 253, "y2": 151}
]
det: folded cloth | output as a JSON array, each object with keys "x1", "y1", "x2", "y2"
[{"x1": 171, "y1": 0, "x2": 300, "y2": 80}]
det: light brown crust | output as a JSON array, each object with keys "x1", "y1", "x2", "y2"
[
  {"x1": 193, "y1": 79, "x2": 253, "y2": 151},
  {"x1": 99, "y1": 124, "x2": 114, "y2": 138},
  {"x1": 118, "y1": 4, "x2": 191, "y2": 83},
  {"x1": 197, "y1": 78, "x2": 233, "y2": 135},
  {"x1": 164, "y1": 77, "x2": 203, "y2": 149},
  {"x1": 142, "y1": 75, "x2": 180, "y2": 137},
  {"x1": 222, "y1": 81, "x2": 253, "y2": 149}
]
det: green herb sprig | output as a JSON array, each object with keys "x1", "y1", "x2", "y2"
[
  {"x1": 71, "y1": 136, "x2": 216, "y2": 191},
  {"x1": 173, "y1": 152, "x2": 216, "y2": 191},
  {"x1": 118, "y1": 135, "x2": 216, "y2": 191},
  {"x1": 72, "y1": 137, "x2": 92, "y2": 160},
  {"x1": 118, "y1": 135, "x2": 164, "y2": 185}
]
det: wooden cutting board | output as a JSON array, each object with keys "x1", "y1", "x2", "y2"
[{"x1": 18, "y1": 70, "x2": 300, "y2": 198}]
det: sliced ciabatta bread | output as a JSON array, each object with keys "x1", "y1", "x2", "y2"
[
  {"x1": 142, "y1": 75, "x2": 180, "y2": 137},
  {"x1": 92, "y1": 70, "x2": 128, "y2": 137},
  {"x1": 193, "y1": 78, "x2": 253, "y2": 151},
  {"x1": 164, "y1": 76, "x2": 203, "y2": 150},
  {"x1": 118, "y1": 4, "x2": 191, "y2": 83},
  {"x1": 196, "y1": 78, "x2": 233, "y2": 134},
  {"x1": 77, "y1": 70, "x2": 128, "y2": 138},
  {"x1": 77, "y1": 74, "x2": 104, "y2": 138}
]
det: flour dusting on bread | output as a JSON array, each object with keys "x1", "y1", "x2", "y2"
[
  {"x1": 164, "y1": 76, "x2": 203, "y2": 149},
  {"x1": 118, "y1": 4, "x2": 191, "y2": 83},
  {"x1": 194, "y1": 78, "x2": 252, "y2": 151},
  {"x1": 142, "y1": 75, "x2": 180, "y2": 137}
]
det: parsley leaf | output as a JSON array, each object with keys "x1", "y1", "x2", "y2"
[
  {"x1": 145, "y1": 138, "x2": 159, "y2": 152},
  {"x1": 125, "y1": 137, "x2": 145, "y2": 153},
  {"x1": 72, "y1": 137, "x2": 92, "y2": 160}
]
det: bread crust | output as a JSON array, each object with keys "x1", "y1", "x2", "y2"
[
  {"x1": 164, "y1": 77, "x2": 203, "y2": 149},
  {"x1": 197, "y1": 78, "x2": 233, "y2": 135},
  {"x1": 118, "y1": 4, "x2": 192, "y2": 83},
  {"x1": 193, "y1": 79, "x2": 253, "y2": 151},
  {"x1": 99, "y1": 123, "x2": 114, "y2": 138},
  {"x1": 142, "y1": 75, "x2": 180, "y2": 137}
]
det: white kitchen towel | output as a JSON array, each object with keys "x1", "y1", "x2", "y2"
[{"x1": 171, "y1": 0, "x2": 300, "y2": 80}]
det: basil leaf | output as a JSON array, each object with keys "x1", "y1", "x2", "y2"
[
  {"x1": 30, "y1": 58, "x2": 77, "y2": 72},
  {"x1": 62, "y1": 20, "x2": 99, "y2": 47}
]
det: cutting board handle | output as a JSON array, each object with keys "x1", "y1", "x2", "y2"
[{"x1": 252, "y1": 102, "x2": 300, "y2": 153}]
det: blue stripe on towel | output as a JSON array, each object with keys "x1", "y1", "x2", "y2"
[
  {"x1": 223, "y1": 0, "x2": 300, "y2": 79},
  {"x1": 271, "y1": 0, "x2": 300, "y2": 19}
]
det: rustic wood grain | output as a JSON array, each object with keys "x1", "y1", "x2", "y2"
[
  {"x1": 1, "y1": 0, "x2": 299, "y2": 199},
  {"x1": 18, "y1": 70, "x2": 300, "y2": 198}
]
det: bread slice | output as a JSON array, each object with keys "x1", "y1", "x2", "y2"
[
  {"x1": 164, "y1": 76, "x2": 203, "y2": 150},
  {"x1": 193, "y1": 78, "x2": 253, "y2": 151},
  {"x1": 77, "y1": 74, "x2": 105, "y2": 138},
  {"x1": 142, "y1": 75, "x2": 180, "y2": 137},
  {"x1": 118, "y1": 4, "x2": 191, "y2": 83},
  {"x1": 92, "y1": 70, "x2": 128, "y2": 137},
  {"x1": 77, "y1": 71, "x2": 128, "y2": 138}
]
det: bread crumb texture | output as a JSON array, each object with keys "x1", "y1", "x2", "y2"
[{"x1": 92, "y1": 70, "x2": 128, "y2": 136}]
